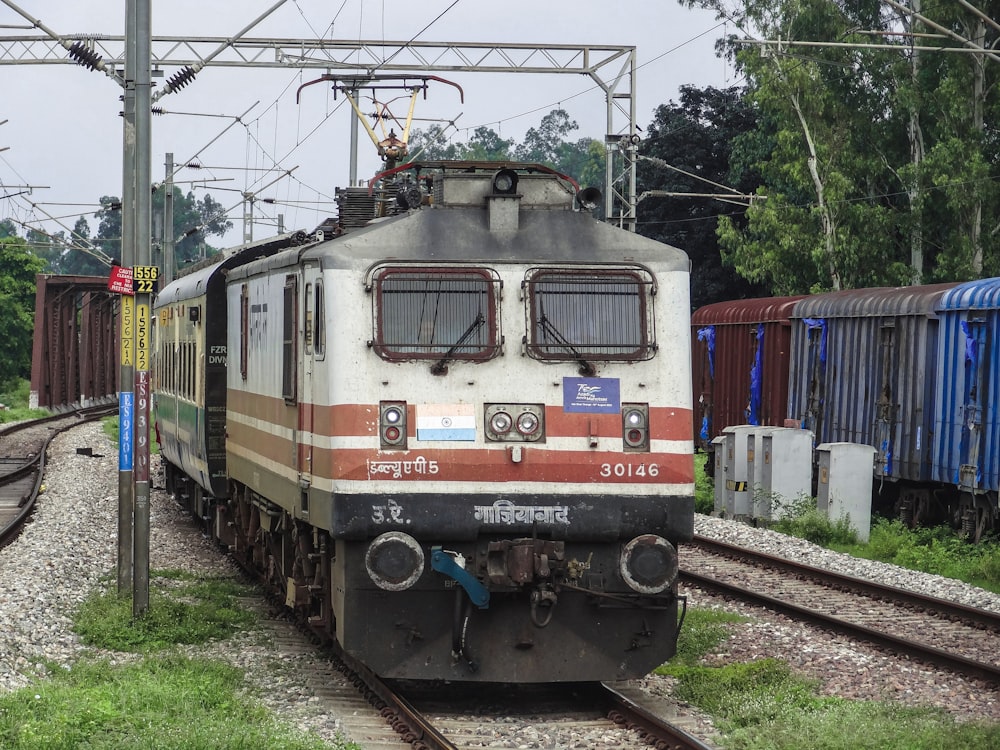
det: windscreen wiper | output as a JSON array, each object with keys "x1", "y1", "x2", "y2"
[
  {"x1": 431, "y1": 313, "x2": 486, "y2": 375},
  {"x1": 537, "y1": 315, "x2": 595, "y2": 377}
]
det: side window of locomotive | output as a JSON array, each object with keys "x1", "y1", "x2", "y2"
[
  {"x1": 240, "y1": 284, "x2": 249, "y2": 381},
  {"x1": 282, "y1": 276, "x2": 298, "y2": 402},
  {"x1": 304, "y1": 282, "x2": 314, "y2": 355},
  {"x1": 524, "y1": 267, "x2": 655, "y2": 361},
  {"x1": 314, "y1": 281, "x2": 326, "y2": 359},
  {"x1": 371, "y1": 267, "x2": 501, "y2": 361}
]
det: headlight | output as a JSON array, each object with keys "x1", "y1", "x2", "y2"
[
  {"x1": 366, "y1": 532, "x2": 425, "y2": 591},
  {"x1": 620, "y1": 534, "x2": 678, "y2": 594},
  {"x1": 490, "y1": 411, "x2": 513, "y2": 435},
  {"x1": 516, "y1": 411, "x2": 540, "y2": 436},
  {"x1": 485, "y1": 404, "x2": 545, "y2": 443}
]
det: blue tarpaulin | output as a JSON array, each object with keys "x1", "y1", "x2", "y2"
[
  {"x1": 697, "y1": 326, "x2": 716, "y2": 377},
  {"x1": 802, "y1": 318, "x2": 828, "y2": 364},
  {"x1": 746, "y1": 323, "x2": 763, "y2": 425}
]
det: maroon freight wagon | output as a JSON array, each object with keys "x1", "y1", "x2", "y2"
[{"x1": 691, "y1": 296, "x2": 806, "y2": 453}]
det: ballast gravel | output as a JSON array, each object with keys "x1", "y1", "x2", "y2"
[{"x1": 2, "y1": 421, "x2": 1000, "y2": 748}]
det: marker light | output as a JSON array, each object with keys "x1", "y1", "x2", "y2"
[
  {"x1": 380, "y1": 402, "x2": 407, "y2": 449},
  {"x1": 622, "y1": 404, "x2": 649, "y2": 452}
]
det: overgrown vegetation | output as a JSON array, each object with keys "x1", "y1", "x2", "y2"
[
  {"x1": 769, "y1": 494, "x2": 859, "y2": 547},
  {"x1": 846, "y1": 520, "x2": 1000, "y2": 595},
  {"x1": 698, "y1": 462, "x2": 1000, "y2": 593},
  {"x1": 0, "y1": 656, "x2": 336, "y2": 750},
  {"x1": 74, "y1": 571, "x2": 256, "y2": 652},
  {"x1": 101, "y1": 413, "x2": 160, "y2": 455},
  {"x1": 0, "y1": 378, "x2": 50, "y2": 423},
  {"x1": 0, "y1": 571, "x2": 359, "y2": 749},
  {"x1": 664, "y1": 608, "x2": 1000, "y2": 749},
  {"x1": 694, "y1": 454, "x2": 714, "y2": 515}
]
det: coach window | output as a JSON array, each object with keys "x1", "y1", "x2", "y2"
[
  {"x1": 282, "y1": 276, "x2": 298, "y2": 401},
  {"x1": 524, "y1": 267, "x2": 655, "y2": 368},
  {"x1": 371, "y1": 266, "x2": 501, "y2": 363}
]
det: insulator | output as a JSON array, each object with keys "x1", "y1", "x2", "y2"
[
  {"x1": 68, "y1": 40, "x2": 102, "y2": 71},
  {"x1": 151, "y1": 107, "x2": 164, "y2": 116},
  {"x1": 166, "y1": 66, "x2": 197, "y2": 92}
]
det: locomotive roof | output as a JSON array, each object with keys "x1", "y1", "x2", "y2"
[{"x1": 228, "y1": 209, "x2": 688, "y2": 282}]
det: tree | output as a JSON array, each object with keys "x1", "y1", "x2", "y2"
[
  {"x1": 92, "y1": 187, "x2": 233, "y2": 274},
  {"x1": 407, "y1": 110, "x2": 604, "y2": 191},
  {"x1": 0, "y1": 236, "x2": 46, "y2": 385},
  {"x1": 56, "y1": 216, "x2": 111, "y2": 276},
  {"x1": 681, "y1": 0, "x2": 1000, "y2": 290},
  {"x1": 637, "y1": 85, "x2": 768, "y2": 307}
]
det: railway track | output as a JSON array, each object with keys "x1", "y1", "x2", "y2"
[
  {"x1": 681, "y1": 534, "x2": 1000, "y2": 684},
  {"x1": 0, "y1": 405, "x2": 116, "y2": 547},
  {"x1": 252, "y1": 588, "x2": 718, "y2": 749}
]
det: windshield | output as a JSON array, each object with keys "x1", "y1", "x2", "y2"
[
  {"x1": 373, "y1": 267, "x2": 500, "y2": 361},
  {"x1": 525, "y1": 268, "x2": 654, "y2": 362}
]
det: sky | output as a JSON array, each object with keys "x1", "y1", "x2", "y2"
[{"x1": 0, "y1": 0, "x2": 735, "y2": 252}]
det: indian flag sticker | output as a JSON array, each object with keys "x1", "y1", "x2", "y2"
[{"x1": 415, "y1": 403, "x2": 477, "y2": 441}]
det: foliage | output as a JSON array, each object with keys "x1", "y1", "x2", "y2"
[
  {"x1": 0, "y1": 655, "x2": 352, "y2": 749},
  {"x1": 407, "y1": 108, "x2": 605, "y2": 193},
  {"x1": 671, "y1": 607, "x2": 748, "y2": 666},
  {"x1": 0, "y1": 570, "x2": 360, "y2": 748},
  {"x1": 770, "y1": 494, "x2": 858, "y2": 546},
  {"x1": 73, "y1": 571, "x2": 255, "y2": 652},
  {"x1": 680, "y1": 0, "x2": 1000, "y2": 291},
  {"x1": 0, "y1": 378, "x2": 50, "y2": 423},
  {"x1": 846, "y1": 519, "x2": 1000, "y2": 594},
  {"x1": 0, "y1": 237, "x2": 46, "y2": 383},
  {"x1": 92, "y1": 189, "x2": 231, "y2": 275},
  {"x1": 694, "y1": 454, "x2": 715, "y2": 515},
  {"x1": 101, "y1": 414, "x2": 159, "y2": 454},
  {"x1": 659, "y1": 603, "x2": 1000, "y2": 748},
  {"x1": 637, "y1": 85, "x2": 768, "y2": 307}
]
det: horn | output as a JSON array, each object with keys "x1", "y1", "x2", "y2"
[{"x1": 575, "y1": 187, "x2": 602, "y2": 211}]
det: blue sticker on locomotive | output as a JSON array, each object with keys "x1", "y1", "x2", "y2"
[
  {"x1": 119, "y1": 391, "x2": 134, "y2": 471},
  {"x1": 563, "y1": 377, "x2": 621, "y2": 413}
]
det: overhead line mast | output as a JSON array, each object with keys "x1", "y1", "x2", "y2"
[{"x1": 0, "y1": 34, "x2": 642, "y2": 230}]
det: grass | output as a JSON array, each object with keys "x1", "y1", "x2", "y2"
[
  {"x1": 690, "y1": 460, "x2": 1000, "y2": 746},
  {"x1": 0, "y1": 656, "x2": 336, "y2": 750},
  {"x1": 102, "y1": 413, "x2": 160, "y2": 455},
  {"x1": 663, "y1": 609, "x2": 1000, "y2": 749},
  {"x1": 0, "y1": 571, "x2": 360, "y2": 750},
  {"x1": 841, "y1": 520, "x2": 1000, "y2": 594},
  {"x1": 695, "y1": 452, "x2": 1000, "y2": 593},
  {"x1": 0, "y1": 378, "x2": 50, "y2": 423},
  {"x1": 74, "y1": 570, "x2": 256, "y2": 652}
]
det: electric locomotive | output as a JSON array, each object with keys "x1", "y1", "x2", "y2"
[{"x1": 153, "y1": 162, "x2": 695, "y2": 682}]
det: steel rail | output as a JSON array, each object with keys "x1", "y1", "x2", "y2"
[
  {"x1": 681, "y1": 548, "x2": 1000, "y2": 684},
  {"x1": 691, "y1": 534, "x2": 1000, "y2": 631}
]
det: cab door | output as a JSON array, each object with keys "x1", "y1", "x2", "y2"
[{"x1": 297, "y1": 263, "x2": 324, "y2": 512}]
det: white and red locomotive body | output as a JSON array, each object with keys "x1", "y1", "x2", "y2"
[{"x1": 155, "y1": 165, "x2": 694, "y2": 682}]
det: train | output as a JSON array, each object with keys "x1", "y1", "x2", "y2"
[
  {"x1": 152, "y1": 162, "x2": 696, "y2": 683},
  {"x1": 692, "y1": 280, "x2": 1000, "y2": 541}
]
